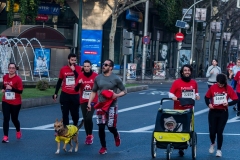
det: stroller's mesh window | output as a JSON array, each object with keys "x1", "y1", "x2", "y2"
[{"x1": 154, "y1": 112, "x2": 192, "y2": 132}]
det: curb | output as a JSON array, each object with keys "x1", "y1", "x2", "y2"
[{"x1": 0, "y1": 85, "x2": 148, "y2": 110}]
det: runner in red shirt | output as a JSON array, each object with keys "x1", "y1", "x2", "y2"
[
  {"x1": 169, "y1": 64, "x2": 200, "y2": 110},
  {"x1": 205, "y1": 74, "x2": 238, "y2": 157},
  {"x1": 1, "y1": 63, "x2": 23, "y2": 143},
  {"x1": 74, "y1": 60, "x2": 98, "y2": 145},
  {"x1": 53, "y1": 53, "x2": 82, "y2": 126},
  {"x1": 168, "y1": 64, "x2": 200, "y2": 157}
]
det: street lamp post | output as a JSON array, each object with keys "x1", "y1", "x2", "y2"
[{"x1": 176, "y1": 0, "x2": 204, "y2": 78}]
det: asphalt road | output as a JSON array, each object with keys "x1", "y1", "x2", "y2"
[{"x1": 0, "y1": 81, "x2": 240, "y2": 160}]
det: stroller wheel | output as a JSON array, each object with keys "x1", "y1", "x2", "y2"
[
  {"x1": 151, "y1": 133, "x2": 157, "y2": 158},
  {"x1": 191, "y1": 132, "x2": 197, "y2": 160},
  {"x1": 166, "y1": 144, "x2": 171, "y2": 160}
]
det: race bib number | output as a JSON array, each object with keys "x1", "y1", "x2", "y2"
[
  {"x1": 5, "y1": 92, "x2": 15, "y2": 100},
  {"x1": 66, "y1": 76, "x2": 75, "y2": 86},
  {"x1": 213, "y1": 94, "x2": 227, "y2": 105},
  {"x1": 82, "y1": 90, "x2": 91, "y2": 99},
  {"x1": 182, "y1": 89, "x2": 195, "y2": 99}
]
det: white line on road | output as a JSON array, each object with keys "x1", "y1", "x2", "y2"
[
  {"x1": 2, "y1": 127, "x2": 240, "y2": 136},
  {"x1": 129, "y1": 108, "x2": 209, "y2": 132},
  {"x1": 32, "y1": 100, "x2": 163, "y2": 129}
]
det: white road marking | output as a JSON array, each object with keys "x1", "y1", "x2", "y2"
[
  {"x1": 2, "y1": 127, "x2": 240, "y2": 136},
  {"x1": 227, "y1": 117, "x2": 240, "y2": 123},
  {"x1": 130, "y1": 108, "x2": 209, "y2": 132},
  {"x1": 32, "y1": 100, "x2": 164, "y2": 129}
]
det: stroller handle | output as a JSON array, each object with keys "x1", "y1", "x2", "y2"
[
  {"x1": 160, "y1": 98, "x2": 173, "y2": 105},
  {"x1": 160, "y1": 98, "x2": 195, "y2": 107}
]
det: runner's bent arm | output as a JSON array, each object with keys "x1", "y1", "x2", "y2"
[
  {"x1": 54, "y1": 78, "x2": 63, "y2": 95},
  {"x1": 73, "y1": 70, "x2": 78, "y2": 79},
  {"x1": 114, "y1": 77, "x2": 127, "y2": 98},
  {"x1": 87, "y1": 92, "x2": 97, "y2": 111},
  {"x1": 228, "y1": 100, "x2": 238, "y2": 106},
  {"x1": 11, "y1": 88, "x2": 23, "y2": 94},
  {"x1": 74, "y1": 83, "x2": 81, "y2": 92},
  {"x1": 206, "y1": 66, "x2": 212, "y2": 78},
  {"x1": 204, "y1": 96, "x2": 210, "y2": 106}
]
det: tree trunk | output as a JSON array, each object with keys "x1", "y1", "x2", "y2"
[{"x1": 109, "y1": 15, "x2": 117, "y2": 61}]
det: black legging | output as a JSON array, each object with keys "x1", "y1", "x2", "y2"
[
  {"x1": 237, "y1": 92, "x2": 240, "y2": 111},
  {"x1": 208, "y1": 109, "x2": 228, "y2": 150},
  {"x1": 98, "y1": 124, "x2": 118, "y2": 147},
  {"x1": 2, "y1": 101, "x2": 21, "y2": 136},
  {"x1": 60, "y1": 91, "x2": 80, "y2": 126},
  {"x1": 80, "y1": 102, "x2": 95, "y2": 136}
]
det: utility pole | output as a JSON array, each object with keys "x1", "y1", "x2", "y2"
[
  {"x1": 190, "y1": 0, "x2": 196, "y2": 64},
  {"x1": 208, "y1": 0, "x2": 212, "y2": 65},
  {"x1": 141, "y1": 0, "x2": 149, "y2": 80},
  {"x1": 78, "y1": 0, "x2": 82, "y2": 60}
]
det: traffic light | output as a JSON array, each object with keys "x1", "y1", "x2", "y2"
[{"x1": 122, "y1": 29, "x2": 133, "y2": 55}]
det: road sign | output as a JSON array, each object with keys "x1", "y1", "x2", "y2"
[
  {"x1": 175, "y1": 32, "x2": 184, "y2": 42},
  {"x1": 175, "y1": 20, "x2": 187, "y2": 29},
  {"x1": 142, "y1": 36, "x2": 150, "y2": 44}
]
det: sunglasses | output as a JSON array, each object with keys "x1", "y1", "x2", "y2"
[{"x1": 103, "y1": 63, "x2": 111, "y2": 67}]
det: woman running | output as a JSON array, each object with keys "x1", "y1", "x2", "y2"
[
  {"x1": 206, "y1": 59, "x2": 221, "y2": 88},
  {"x1": 1, "y1": 63, "x2": 23, "y2": 143},
  {"x1": 205, "y1": 74, "x2": 238, "y2": 157},
  {"x1": 75, "y1": 60, "x2": 98, "y2": 144}
]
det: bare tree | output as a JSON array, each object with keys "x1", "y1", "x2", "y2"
[{"x1": 107, "y1": 0, "x2": 148, "y2": 61}]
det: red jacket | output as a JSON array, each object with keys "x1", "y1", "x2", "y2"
[{"x1": 94, "y1": 90, "x2": 115, "y2": 112}]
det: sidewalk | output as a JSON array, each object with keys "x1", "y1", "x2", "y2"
[{"x1": 0, "y1": 85, "x2": 148, "y2": 110}]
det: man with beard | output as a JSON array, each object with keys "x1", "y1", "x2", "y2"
[
  {"x1": 87, "y1": 59, "x2": 127, "y2": 154},
  {"x1": 168, "y1": 64, "x2": 200, "y2": 157},
  {"x1": 53, "y1": 53, "x2": 82, "y2": 126}
]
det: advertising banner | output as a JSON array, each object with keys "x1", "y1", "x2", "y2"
[
  {"x1": 81, "y1": 30, "x2": 103, "y2": 67},
  {"x1": 127, "y1": 63, "x2": 137, "y2": 80},
  {"x1": 153, "y1": 61, "x2": 166, "y2": 79},
  {"x1": 195, "y1": 8, "x2": 207, "y2": 21},
  {"x1": 33, "y1": 48, "x2": 51, "y2": 76},
  {"x1": 38, "y1": 4, "x2": 60, "y2": 15},
  {"x1": 179, "y1": 50, "x2": 191, "y2": 68}
]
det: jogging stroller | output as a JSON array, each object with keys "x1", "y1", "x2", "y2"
[{"x1": 151, "y1": 98, "x2": 197, "y2": 160}]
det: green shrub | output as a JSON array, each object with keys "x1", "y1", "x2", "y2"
[{"x1": 36, "y1": 80, "x2": 49, "y2": 91}]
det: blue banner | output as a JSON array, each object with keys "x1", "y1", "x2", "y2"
[
  {"x1": 33, "y1": 48, "x2": 51, "y2": 77},
  {"x1": 38, "y1": 4, "x2": 60, "y2": 15},
  {"x1": 80, "y1": 30, "x2": 103, "y2": 67},
  {"x1": 126, "y1": 9, "x2": 143, "y2": 22}
]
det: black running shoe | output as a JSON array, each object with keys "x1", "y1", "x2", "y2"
[
  {"x1": 237, "y1": 111, "x2": 240, "y2": 118},
  {"x1": 233, "y1": 105, "x2": 237, "y2": 111},
  {"x1": 179, "y1": 149, "x2": 184, "y2": 157}
]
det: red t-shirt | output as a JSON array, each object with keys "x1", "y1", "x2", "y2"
[
  {"x1": 234, "y1": 71, "x2": 240, "y2": 93},
  {"x1": 205, "y1": 84, "x2": 238, "y2": 109},
  {"x1": 169, "y1": 79, "x2": 199, "y2": 110},
  {"x1": 2, "y1": 74, "x2": 23, "y2": 105},
  {"x1": 59, "y1": 65, "x2": 82, "y2": 94},
  {"x1": 78, "y1": 72, "x2": 98, "y2": 104}
]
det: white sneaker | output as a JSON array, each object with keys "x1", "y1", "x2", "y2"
[
  {"x1": 216, "y1": 150, "x2": 222, "y2": 157},
  {"x1": 209, "y1": 144, "x2": 215, "y2": 153}
]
